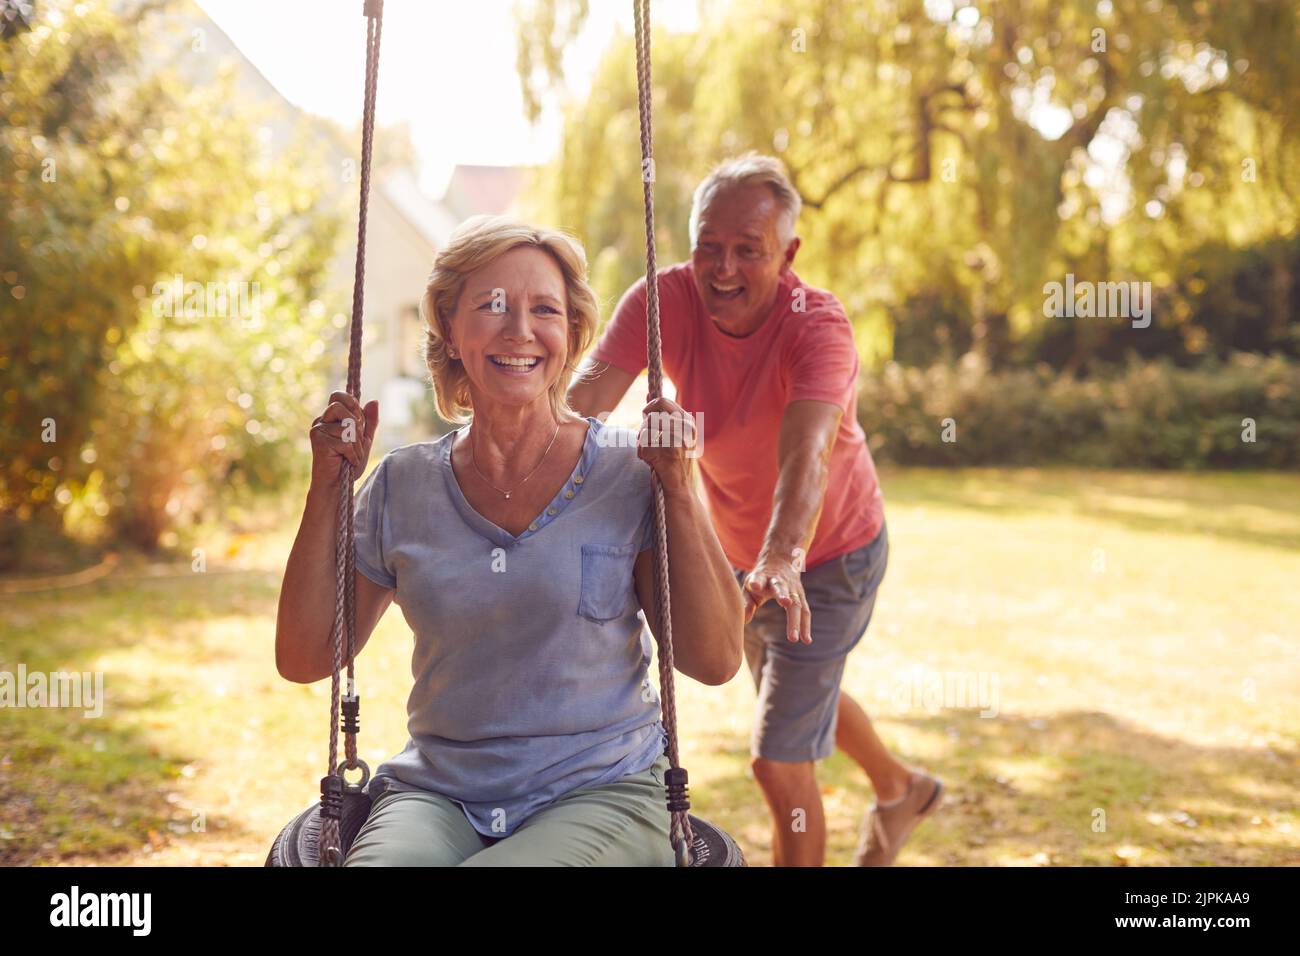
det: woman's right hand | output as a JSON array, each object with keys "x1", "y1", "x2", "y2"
[{"x1": 310, "y1": 391, "x2": 379, "y2": 489}]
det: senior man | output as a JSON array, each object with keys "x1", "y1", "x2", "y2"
[{"x1": 568, "y1": 153, "x2": 942, "y2": 866}]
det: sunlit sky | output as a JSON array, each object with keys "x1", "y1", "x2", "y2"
[{"x1": 196, "y1": 0, "x2": 701, "y2": 198}]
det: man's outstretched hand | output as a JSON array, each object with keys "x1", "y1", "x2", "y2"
[{"x1": 741, "y1": 555, "x2": 811, "y2": 644}]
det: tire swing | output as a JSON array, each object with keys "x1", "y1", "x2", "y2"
[{"x1": 267, "y1": 0, "x2": 743, "y2": 868}]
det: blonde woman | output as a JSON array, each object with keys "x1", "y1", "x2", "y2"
[{"x1": 275, "y1": 215, "x2": 743, "y2": 866}]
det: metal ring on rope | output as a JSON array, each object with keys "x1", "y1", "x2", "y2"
[{"x1": 337, "y1": 758, "x2": 370, "y2": 792}]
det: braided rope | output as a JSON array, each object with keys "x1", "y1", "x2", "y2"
[
  {"x1": 633, "y1": 0, "x2": 694, "y2": 865},
  {"x1": 321, "y1": 0, "x2": 384, "y2": 867}
]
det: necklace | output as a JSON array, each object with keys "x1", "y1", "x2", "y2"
[{"x1": 466, "y1": 420, "x2": 562, "y2": 500}]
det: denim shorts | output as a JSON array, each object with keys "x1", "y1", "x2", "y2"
[
  {"x1": 733, "y1": 523, "x2": 889, "y2": 762},
  {"x1": 343, "y1": 753, "x2": 676, "y2": 867}
]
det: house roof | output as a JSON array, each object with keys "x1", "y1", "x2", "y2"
[
  {"x1": 178, "y1": 1, "x2": 456, "y2": 253},
  {"x1": 165, "y1": 6, "x2": 537, "y2": 252},
  {"x1": 381, "y1": 168, "x2": 461, "y2": 249},
  {"x1": 441, "y1": 164, "x2": 527, "y2": 221}
]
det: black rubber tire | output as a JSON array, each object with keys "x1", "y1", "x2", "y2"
[
  {"x1": 683, "y1": 815, "x2": 747, "y2": 867},
  {"x1": 265, "y1": 791, "x2": 374, "y2": 867}
]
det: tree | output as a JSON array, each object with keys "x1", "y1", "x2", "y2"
[
  {"x1": 0, "y1": 0, "x2": 343, "y2": 564},
  {"x1": 514, "y1": 0, "x2": 1299, "y2": 371}
]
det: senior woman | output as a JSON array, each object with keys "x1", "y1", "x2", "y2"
[{"x1": 275, "y1": 215, "x2": 743, "y2": 866}]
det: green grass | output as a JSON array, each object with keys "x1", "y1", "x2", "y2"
[{"x1": 2, "y1": 468, "x2": 1297, "y2": 866}]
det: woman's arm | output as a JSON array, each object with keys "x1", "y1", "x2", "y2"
[
  {"x1": 633, "y1": 398, "x2": 744, "y2": 686},
  {"x1": 276, "y1": 392, "x2": 393, "y2": 684},
  {"x1": 276, "y1": 483, "x2": 393, "y2": 684}
]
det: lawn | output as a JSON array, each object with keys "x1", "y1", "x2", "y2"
[{"x1": 2, "y1": 468, "x2": 1297, "y2": 866}]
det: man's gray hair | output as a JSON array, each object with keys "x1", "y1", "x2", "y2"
[{"x1": 688, "y1": 152, "x2": 802, "y2": 248}]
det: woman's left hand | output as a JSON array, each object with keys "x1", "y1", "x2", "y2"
[{"x1": 638, "y1": 397, "x2": 699, "y2": 495}]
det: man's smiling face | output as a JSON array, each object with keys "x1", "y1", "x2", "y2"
[{"x1": 691, "y1": 182, "x2": 799, "y2": 336}]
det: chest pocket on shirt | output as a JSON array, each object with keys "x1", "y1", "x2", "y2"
[{"x1": 579, "y1": 543, "x2": 637, "y2": 622}]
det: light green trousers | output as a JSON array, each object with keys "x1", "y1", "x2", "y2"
[{"x1": 343, "y1": 754, "x2": 676, "y2": 867}]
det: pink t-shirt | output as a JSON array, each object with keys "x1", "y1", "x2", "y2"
[{"x1": 591, "y1": 261, "x2": 884, "y2": 572}]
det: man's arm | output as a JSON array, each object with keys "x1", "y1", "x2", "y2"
[
  {"x1": 742, "y1": 399, "x2": 844, "y2": 643},
  {"x1": 567, "y1": 358, "x2": 638, "y2": 420}
]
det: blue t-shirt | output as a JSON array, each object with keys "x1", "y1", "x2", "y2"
[{"x1": 353, "y1": 416, "x2": 667, "y2": 837}]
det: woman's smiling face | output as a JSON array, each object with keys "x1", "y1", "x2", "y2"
[{"x1": 448, "y1": 245, "x2": 570, "y2": 414}]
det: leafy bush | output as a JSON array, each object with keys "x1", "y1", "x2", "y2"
[
  {"x1": 859, "y1": 353, "x2": 1299, "y2": 469},
  {"x1": 0, "y1": 0, "x2": 343, "y2": 564}
]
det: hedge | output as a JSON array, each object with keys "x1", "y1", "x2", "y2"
[{"x1": 857, "y1": 353, "x2": 1299, "y2": 469}]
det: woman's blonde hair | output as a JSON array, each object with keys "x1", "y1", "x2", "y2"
[{"x1": 420, "y1": 215, "x2": 599, "y2": 424}]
